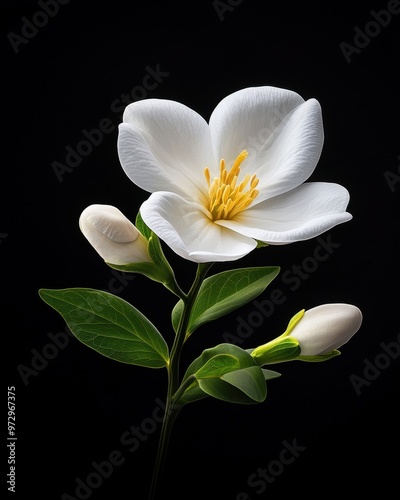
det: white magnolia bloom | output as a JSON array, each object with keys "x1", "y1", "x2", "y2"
[
  {"x1": 118, "y1": 86, "x2": 352, "y2": 263},
  {"x1": 79, "y1": 204, "x2": 151, "y2": 265},
  {"x1": 288, "y1": 303, "x2": 363, "y2": 356}
]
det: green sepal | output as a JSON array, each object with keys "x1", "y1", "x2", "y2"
[
  {"x1": 175, "y1": 343, "x2": 268, "y2": 406},
  {"x1": 38, "y1": 288, "x2": 169, "y2": 368},
  {"x1": 298, "y1": 350, "x2": 341, "y2": 362},
  {"x1": 137, "y1": 213, "x2": 173, "y2": 275},
  {"x1": 171, "y1": 300, "x2": 184, "y2": 335},
  {"x1": 250, "y1": 337, "x2": 301, "y2": 366},
  {"x1": 262, "y1": 368, "x2": 282, "y2": 380},
  {"x1": 135, "y1": 211, "x2": 152, "y2": 240},
  {"x1": 106, "y1": 261, "x2": 172, "y2": 285},
  {"x1": 171, "y1": 266, "x2": 280, "y2": 336},
  {"x1": 280, "y1": 309, "x2": 305, "y2": 337}
]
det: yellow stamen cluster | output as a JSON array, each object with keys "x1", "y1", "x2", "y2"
[{"x1": 203, "y1": 150, "x2": 259, "y2": 221}]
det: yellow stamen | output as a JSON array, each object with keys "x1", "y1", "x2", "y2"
[{"x1": 203, "y1": 150, "x2": 259, "y2": 221}]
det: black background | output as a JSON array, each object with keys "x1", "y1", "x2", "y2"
[{"x1": 2, "y1": 0, "x2": 399, "y2": 498}]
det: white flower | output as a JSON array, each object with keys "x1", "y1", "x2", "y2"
[
  {"x1": 288, "y1": 303, "x2": 363, "y2": 356},
  {"x1": 117, "y1": 86, "x2": 352, "y2": 263},
  {"x1": 79, "y1": 204, "x2": 151, "y2": 265}
]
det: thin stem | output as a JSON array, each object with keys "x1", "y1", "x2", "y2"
[
  {"x1": 148, "y1": 262, "x2": 213, "y2": 499},
  {"x1": 169, "y1": 262, "x2": 213, "y2": 395},
  {"x1": 163, "y1": 275, "x2": 187, "y2": 301},
  {"x1": 171, "y1": 375, "x2": 196, "y2": 404},
  {"x1": 148, "y1": 400, "x2": 180, "y2": 500}
]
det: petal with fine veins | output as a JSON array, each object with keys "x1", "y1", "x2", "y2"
[
  {"x1": 81, "y1": 204, "x2": 139, "y2": 243},
  {"x1": 291, "y1": 304, "x2": 363, "y2": 355},
  {"x1": 140, "y1": 192, "x2": 257, "y2": 263},
  {"x1": 209, "y1": 86, "x2": 324, "y2": 202},
  {"x1": 216, "y1": 182, "x2": 352, "y2": 244},
  {"x1": 118, "y1": 99, "x2": 214, "y2": 197}
]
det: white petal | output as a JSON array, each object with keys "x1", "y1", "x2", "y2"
[
  {"x1": 291, "y1": 304, "x2": 363, "y2": 355},
  {"x1": 209, "y1": 86, "x2": 324, "y2": 201},
  {"x1": 140, "y1": 192, "x2": 257, "y2": 263},
  {"x1": 118, "y1": 99, "x2": 215, "y2": 197},
  {"x1": 79, "y1": 204, "x2": 151, "y2": 264},
  {"x1": 80, "y1": 204, "x2": 139, "y2": 243},
  {"x1": 216, "y1": 182, "x2": 351, "y2": 244}
]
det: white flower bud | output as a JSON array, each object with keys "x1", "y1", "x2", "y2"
[
  {"x1": 79, "y1": 204, "x2": 151, "y2": 265},
  {"x1": 289, "y1": 303, "x2": 363, "y2": 356}
]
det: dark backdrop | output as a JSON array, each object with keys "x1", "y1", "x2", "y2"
[{"x1": 2, "y1": 1, "x2": 399, "y2": 498}]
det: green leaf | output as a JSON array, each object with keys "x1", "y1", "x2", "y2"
[
  {"x1": 184, "y1": 343, "x2": 253, "y2": 378},
  {"x1": 221, "y1": 366, "x2": 267, "y2": 402},
  {"x1": 195, "y1": 354, "x2": 241, "y2": 379},
  {"x1": 38, "y1": 288, "x2": 169, "y2": 368},
  {"x1": 198, "y1": 365, "x2": 266, "y2": 404},
  {"x1": 171, "y1": 299, "x2": 184, "y2": 334},
  {"x1": 172, "y1": 267, "x2": 280, "y2": 336},
  {"x1": 176, "y1": 343, "x2": 268, "y2": 405}
]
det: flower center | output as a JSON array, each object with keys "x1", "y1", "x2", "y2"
[{"x1": 203, "y1": 150, "x2": 259, "y2": 221}]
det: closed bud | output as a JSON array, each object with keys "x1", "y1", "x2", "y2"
[
  {"x1": 79, "y1": 204, "x2": 152, "y2": 265},
  {"x1": 288, "y1": 303, "x2": 363, "y2": 357},
  {"x1": 251, "y1": 303, "x2": 363, "y2": 365}
]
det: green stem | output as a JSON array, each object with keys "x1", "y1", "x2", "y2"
[
  {"x1": 148, "y1": 262, "x2": 213, "y2": 500},
  {"x1": 162, "y1": 274, "x2": 187, "y2": 301},
  {"x1": 148, "y1": 399, "x2": 180, "y2": 500},
  {"x1": 171, "y1": 375, "x2": 196, "y2": 404},
  {"x1": 169, "y1": 262, "x2": 213, "y2": 394}
]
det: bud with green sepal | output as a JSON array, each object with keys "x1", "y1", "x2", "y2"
[
  {"x1": 79, "y1": 205, "x2": 184, "y2": 298},
  {"x1": 250, "y1": 304, "x2": 363, "y2": 365}
]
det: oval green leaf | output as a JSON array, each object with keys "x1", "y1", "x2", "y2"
[
  {"x1": 221, "y1": 366, "x2": 266, "y2": 402},
  {"x1": 198, "y1": 365, "x2": 266, "y2": 405},
  {"x1": 177, "y1": 343, "x2": 267, "y2": 405},
  {"x1": 172, "y1": 267, "x2": 280, "y2": 335},
  {"x1": 39, "y1": 288, "x2": 169, "y2": 368}
]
